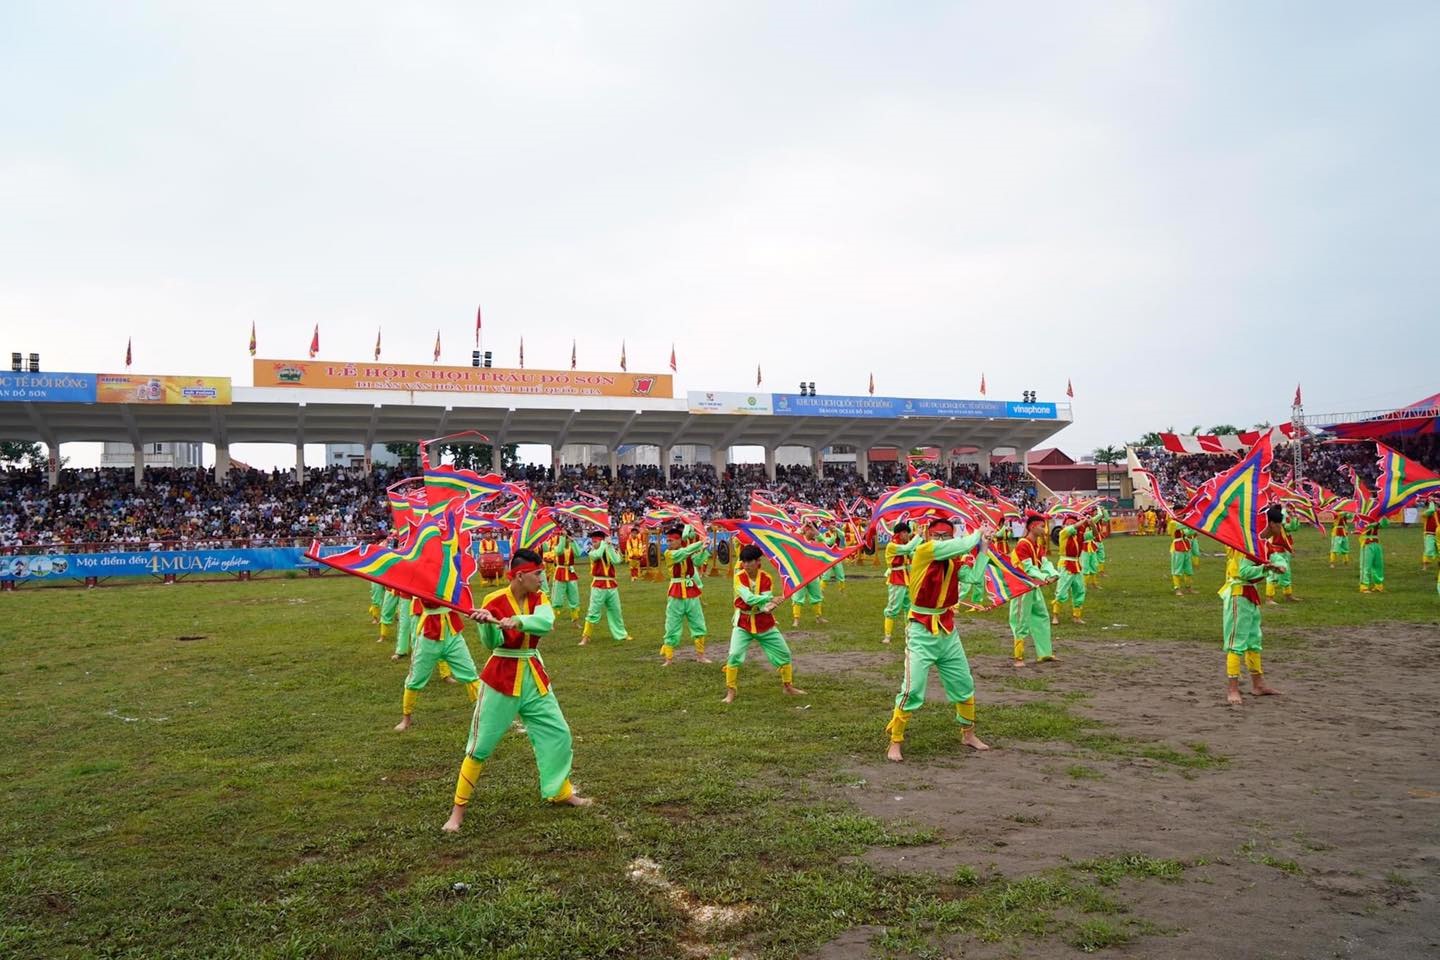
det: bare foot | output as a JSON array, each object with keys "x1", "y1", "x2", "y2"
[
  {"x1": 559, "y1": 793, "x2": 593, "y2": 806},
  {"x1": 816, "y1": 617, "x2": 830, "y2": 625},
  {"x1": 1012, "y1": 659, "x2": 1027, "y2": 669},
  {"x1": 390, "y1": 653, "x2": 402, "y2": 661},
  {"x1": 578, "y1": 637, "x2": 589, "y2": 646},
  {"x1": 722, "y1": 688, "x2": 737, "y2": 704},
  {"x1": 1265, "y1": 599, "x2": 1279, "y2": 606},
  {"x1": 886, "y1": 741, "x2": 904, "y2": 762},
  {"x1": 962, "y1": 729, "x2": 991, "y2": 751},
  {"x1": 661, "y1": 658, "x2": 673, "y2": 667},
  {"x1": 444, "y1": 675, "x2": 458, "y2": 685},
  {"x1": 1039, "y1": 655, "x2": 1059, "y2": 663},
  {"x1": 1285, "y1": 596, "x2": 1301, "y2": 603},
  {"x1": 1174, "y1": 590, "x2": 1184, "y2": 597},
  {"x1": 441, "y1": 811, "x2": 464, "y2": 833},
  {"x1": 393, "y1": 716, "x2": 412, "y2": 732},
  {"x1": 696, "y1": 655, "x2": 713, "y2": 664},
  {"x1": 1226, "y1": 688, "x2": 1243, "y2": 706},
  {"x1": 1050, "y1": 616, "x2": 1060, "y2": 625},
  {"x1": 1071, "y1": 618, "x2": 1086, "y2": 625},
  {"x1": 881, "y1": 636, "x2": 891, "y2": 645},
  {"x1": 1252, "y1": 680, "x2": 1281, "y2": 696},
  {"x1": 783, "y1": 684, "x2": 806, "y2": 696}
]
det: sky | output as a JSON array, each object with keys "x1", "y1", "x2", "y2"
[{"x1": 3, "y1": 1, "x2": 1437, "y2": 468}]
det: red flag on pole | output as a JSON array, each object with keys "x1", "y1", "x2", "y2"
[
  {"x1": 519, "y1": 338, "x2": 525, "y2": 369},
  {"x1": 125, "y1": 337, "x2": 132, "y2": 369},
  {"x1": 979, "y1": 373, "x2": 986, "y2": 396},
  {"x1": 309, "y1": 325, "x2": 320, "y2": 359},
  {"x1": 433, "y1": 329, "x2": 441, "y2": 362},
  {"x1": 756, "y1": 363, "x2": 762, "y2": 387},
  {"x1": 248, "y1": 322, "x2": 257, "y2": 357},
  {"x1": 620, "y1": 341, "x2": 627, "y2": 371},
  {"x1": 571, "y1": 340, "x2": 576, "y2": 370},
  {"x1": 1293, "y1": 383, "x2": 1302, "y2": 407},
  {"x1": 374, "y1": 328, "x2": 382, "y2": 361},
  {"x1": 669, "y1": 344, "x2": 677, "y2": 373},
  {"x1": 868, "y1": 373, "x2": 874, "y2": 396},
  {"x1": 475, "y1": 304, "x2": 482, "y2": 348},
  {"x1": 1066, "y1": 378, "x2": 1074, "y2": 398}
]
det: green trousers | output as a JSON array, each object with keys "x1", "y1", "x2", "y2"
[
  {"x1": 822, "y1": 563, "x2": 846, "y2": 583},
  {"x1": 394, "y1": 601, "x2": 415, "y2": 657},
  {"x1": 1360, "y1": 543, "x2": 1385, "y2": 587},
  {"x1": 959, "y1": 564, "x2": 987, "y2": 606},
  {"x1": 379, "y1": 590, "x2": 401, "y2": 635},
  {"x1": 465, "y1": 665, "x2": 573, "y2": 799},
  {"x1": 1008, "y1": 590, "x2": 1053, "y2": 660},
  {"x1": 894, "y1": 620, "x2": 975, "y2": 725},
  {"x1": 662, "y1": 596, "x2": 707, "y2": 649},
  {"x1": 1222, "y1": 593, "x2": 1262, "y2": 654},
  {"x1": 884, "y1": 584, "x2": 910, "y2": 620},
  {"x1": 1054, "y1": 570, "x2": 1086, "y2": 609},
  {"x1": 551, "y1": 579, "x2": 580, "y2": 613},
  {"x1": 1170, "y1": 552, "x2": 1194, "y2": 577},
  {"x1": 1081, "y1": 551, "x2": 1099, "y2": 577},
  {"x1": 1096, "y1": 541, "x2": 1107, "y2": 564},
  {"x1": 1331, "y1": 535, "x2": 1350, "y2": 557},
  {"x1": 1266, "y1": 552, "x2": 1292, "y2": 590},
  {"x1": 584, "y1": 587, "x2": 628, "y2": 640},
  {"x1": 368, "y1": 582, "x2": 385, "y2": 617},
  {"x1": 405, "y1": 630, "x2": 479, "y2": 691},
  {"x1": 1424, "y1": 534, "x2": 1437, "y2": 561},
  {"x1": 726, "y1": 626, "x2": 792, "y2": 670},
  {"x1": 792, "y1": 580, "x2": 823, "y2": 608}
]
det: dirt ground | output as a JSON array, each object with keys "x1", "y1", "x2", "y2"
[{"x1": 809, "y1": 622, "x2": 1440, "y2": 959}]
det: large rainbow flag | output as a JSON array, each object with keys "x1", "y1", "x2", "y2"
[
  {"x1": 1174, "y1": 431, "x2": 1274, "y2": 561},
  {"x1": 714, "y1": 519, "x2": 857, "y2": 599},
  {"x1": 306, "y1": 503, "x2": 476, "y2": 613},
  {"x1": 1369, "y1": 442, "x2": 1440, "y2": 520}
]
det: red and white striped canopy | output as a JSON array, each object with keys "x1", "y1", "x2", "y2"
[{"x1": 1160, "y1": 424, "x2": 1295, "y2": 455}]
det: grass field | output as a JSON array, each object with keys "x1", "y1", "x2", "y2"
[{"x1": 2, "y1": 529, "x2": 1437, "y2": 959}]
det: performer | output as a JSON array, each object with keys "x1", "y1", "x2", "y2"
[
  {"x1": 1221, "y1": 509, "x2": 1285, "y2": 705},
  {"x1": 378, "y1": 587, "x2": 402, "y2": 643},
  {"x1": 394, "y1": 596, "x2": 481, "y2": 732},
  {"x1": 1188, "y1": 514, "x2": 1202, "y2": 569},
  {"x1": 723, "y1": 545, "x2": 807, "y2": 704},
  {"x1": 1358, "y1": 515, "x2": 1385, "y2": 593},
  {"x1": 659, "y1": 524, "x2": 710, "y2": 665},
  {"x1": 1169, "y1": 519, "x2": 1195, "y2": 595},
  {"x1": 579, "y1": 530, "x2": 631, "y2": 645},
  {"x1": 390, "y1": 593, "x2": 416, "y2": 661},
  {"x1": 1081, "y1": 523, "x2": 1101, "y2": 589},
  {"x1": 1329, "y1": 511, "x2": 1351, "y2": 568},
  {"x1": 820, "y1": 522, "x2": 848, "y2": 591},
  {"x1": 545, "y1": 530, "x2": 582, "y2": 627},
  {"x1": 791, "y1": 520, "x2": 828, "y2": 626},
  {"x1": 884, "y1": 512, "x2": 991, "y2": 761},
  {"x1": 1095, "y1": 506, "x2": 1111, "y2": 577},
  {"x1": 1421, "y1": 501, "x2": 1437, "y2": 571},
  {"x1": 625, "y1": 525, "x2": 647, "y2": 581},
  {"x1": 442, "y1": 548, "x2": 590, "y2": 832},
  {"x1": 477, "y1": 531, "x2": 503, "y2": 585},
  {"x1": 1050, "y1": 514, "x2": 1090, "y2": 625},
  {"x1": 1010, "y1": 512, "x2": 1060, "y2": 667},
  {"x1": 367, "y1": 581, "x2": 384, "y2": 623},
  {"x1": 1265, "y1": 512, "x2": 1300, "y2": 603},
  {"x1": 882, "y1": 522, "x2": 914, "y2": 643}
]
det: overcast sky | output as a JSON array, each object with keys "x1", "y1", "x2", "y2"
[{"x1": 3, "y1": 1, "x2": 1437, "y2": 467}]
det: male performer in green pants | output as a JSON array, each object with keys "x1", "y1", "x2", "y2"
[
  {"x1": 723, "y1": 545, "x2": 807, "y2": 703},
  {"x1": 579, "y1": 530, "x2": 631, "y2": 644},
  {"x1": 443, "y1": 548, "x2": 591, "y2": 833},
  {"x1": 659, "y1": 524, "x2": 710, "y2": 664},
  {"x1": 791, "y1": 520, "x2": 828, "y2": 626},
  {"x1": 394, "y1": 598, "x2": 480, "y2": 732},
  {"x1": 1010, "y1": 512, "x2": 1060, "y2": 666}
]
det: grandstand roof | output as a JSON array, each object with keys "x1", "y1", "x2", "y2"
[{"x1": 2, "y1": 387, "x2": 1073, "y2": 453}]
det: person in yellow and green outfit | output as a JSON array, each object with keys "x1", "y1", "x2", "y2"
[
  {"x1": 659, "y1": 524, "x2": 710, "y2": 665},
  {"x1": 1358, "y1": 514, "x2": 1385, "y2": 593},
  {"x1": 1081, "y1": 523, "x2": 1101, "y2": 589},
  {"x1": 1010, "y1": 512, "x2": 1060, "y2": 667},
  {"x1": 393, "y1": 595, "x2": 480, "y2": 732},
  {"x1": 791, "y1": 520, "x2": 828, "y2": 626},
  {"x1": 1169, "y1": 519, "x2": 1195, "y2": 595},
  {"x1": 1265, "y1": 511, "x2": 1301, "y2": 603},
  {"x1": 1050, "y1": 514, "x2": 1090, "y2": 625},
  {"x1": 579, "y1": 530, "x2": 631, "y2": 645},
  {"x1": 885, "y1": 511, "x2": 991, "y2": 762},
  {"x1": 820, "y1": 522, "x2": 848, "y2": 591},
  {"x1": 367, "y1": 581, "x2": 384, "y2": 623},
  {"x1": 1221, "y1": 507, "x2": 1286, "y2": 705},
  {"x1": 544, "y1": 529, "x2": 582, "y2": 629},
  {"x1": 881, "y1": 521, "x2": 914, "y2": 644},
  {"x1": 1329, "y1": 512, "x2": 1351, "y2": 568},
  {"x1": 1095, "y1": 506, "x2": 1111, "y2": 577},
  {"x1": 723, "y1": 545, "x2": 807, "y2": 704},
  {"x1": 625, "y1": 526, "x2": 647, "y2": 581},
  {"x1": 377, "y1": 586, "x2": 402, "y2": 643},
  {"x1": 1421, "y1": 500, "x2": 1437, "y2": 570},
  {"x1": 442, "y1": 548, "x2": 591, "y2": 833}
]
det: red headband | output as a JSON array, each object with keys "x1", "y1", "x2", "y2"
[{"x1": 508, "y1": 561, "x2": 542, "y2": 578}]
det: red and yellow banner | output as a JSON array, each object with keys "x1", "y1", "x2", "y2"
[
  {"x1": 96, "y1": 374, "x2": 232, "y2": 405},
  {"x1": 252, "y1": 359, "x2": 672, "y2": 399}
]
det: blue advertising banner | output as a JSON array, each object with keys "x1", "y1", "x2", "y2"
[
  {"x1": 1, "y1": 545, "x2": 358, "y2": 581},
  {"x1": 0, "y1": 371, "x2": 98, "y2": 403},
  {"x1": 770, "y1": 393, "x2": 1057, "y2": 420}
]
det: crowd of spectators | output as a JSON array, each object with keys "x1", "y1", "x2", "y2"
[{"x1": 0, "y1": 458, "x2": 1039, "y2": 550}]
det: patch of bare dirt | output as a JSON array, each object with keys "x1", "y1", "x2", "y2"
[{"x1": 815, "y1": 624, "x2": 1440, "y2": 959}]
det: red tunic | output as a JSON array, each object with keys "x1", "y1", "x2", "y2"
[
  {"x1": 1425, "y1": 511, "x2": 1438, "y2": 535},
  {"x1": 666, "y1": 551, "x2": 703, "y2": 599},
  {"x1": 1268, "y1": 530, "x2": 1293, "y2": 555},
  {"x1": 1060, "y1": 523, "x2": 1086, "y2": 573},
  {"x1": 551, "y1": 542, "x2": 578, "y2": 582},
  {"x1": 411, "y1": 600, "x2": 465, "y2": 641},
  {"x1": 1011, "y1": 537, "x2": 1047, "y2": 569},
  {"x1": 590, "y1": 551, "x2": 618, "y2": 589},
  {"x1": 1172, "y1": 528, "x2": 1190, "y2": 553},
  {"x1": 909, "y1": 544, "x2": 959, "y2": 634},
  {"x1": 887, "y1": 543, "x2": 910, "y2": 586},
  {"x1": 477, "y1": 587, "x2": 552, "y2": 696},
  {"x1": 733, "y1": 569, "x2": 776, "y2": 633}
]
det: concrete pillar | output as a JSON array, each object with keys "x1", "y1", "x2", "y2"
[
  {"x1": 978, "y1": 449, "x2": 992, "y2": 477},
  {"x1": 46, "y1": 443, "x2": 60, "y2": 488},
  {"x1": 764, "y1": 446, "x2": 777, "y2": 482},
  {"x1": 660, "y1": 445, "x2": 672, "y2": 481},
  {"x1": 215, "y1": 445, "x2": 231, "y2": 483},
  {"x1": 855, "y1": 447, "x2": 869, "y2": 482},
  {"x1": 812, "y1": 446, "x2": 825, "y2": 476},
  {"x1": 552, "y1": 449, "x2": 562, "y2": 476},
  {"x1": 295, "y1": 444, "x2": 305, "y2": 484},
  {"x1": 608, "y1": 448, "x2": 619, "y2": 477},
  {"x1": 709, "y1": 445, "x2": 727, "y2": 477}
]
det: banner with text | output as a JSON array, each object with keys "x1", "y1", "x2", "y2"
[
  {"x1": 253, "y1": 359, "x2": 672, "y2": 399},
  {"x1": 769, "y1": 394, "x2": 1058, "y2": 420},
  {"x1": 686, "y1": 391, "x2": 775, "y2": 415},
  {"x1": 0, "y1": 545, "x2": 356, "y2": 581},
  {"x1": 0, "y1": 371, "x2": 97, "y2": 403},
  {"x1": 96, "y1": 374, "x2": 233, "y2": 405}
]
